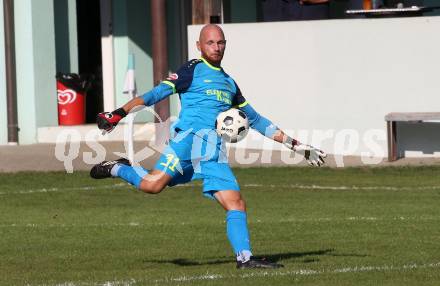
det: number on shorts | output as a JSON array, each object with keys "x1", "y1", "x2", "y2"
[{"x1": 160, "y1": 154, "x2": 180, "y2": 172}]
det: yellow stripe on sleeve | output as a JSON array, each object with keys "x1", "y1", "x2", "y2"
[
  {"x1": 162, "y1": 80, "x2": 176, "y2": 94},
  {"x1": 238, "y1": 101, "x2": 249, "y2": 108}
]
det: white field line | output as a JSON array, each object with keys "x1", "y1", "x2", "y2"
[
  {"x1": 159, "y1": 261, "x2": 440, "y2": 283},
  {"x1": 3, "y1": 183, "x2": 440, "y2": 196},
  {"x1": 244, "y1": 183, "x2": 440, "y2": 191},
  {"x1": 0, "y1": 183, "x2": 129, "y2": 195},
  {"x1": 0, "y1": 183, "x2": 200, "y2": 195},
  {"x1": 43, "y1": 261, "x2": 440, "y2": 285},
  {"x1": 2, "y1": 215, "x2": 440, "y2": 229}
]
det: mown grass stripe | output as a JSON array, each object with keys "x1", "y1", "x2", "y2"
[
  {"x1": 2, "y1": 215, "x2": 440, "y2": 228},
  {"x1": 3, "y1": 183, "x2": 440, "y2": 196},
  {"x1": 36, "y1": 261, "x2": 440, "y2": 285},
  {"x1": 157, "y1": 261, "x2": 440, "y2": 283}
]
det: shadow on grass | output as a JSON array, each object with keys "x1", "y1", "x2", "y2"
[
  {"x1": 143, "y1": 249, "x2": 365, "y2": 266},
  {"x1": 259, "y1": 249, "x2": 367, "y2": 263}
]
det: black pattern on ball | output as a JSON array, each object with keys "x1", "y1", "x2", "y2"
[
  {"x1": 237, "y1": 126, "x2": 246, "y2": 135},
  {"x1": 223, "y1": 116, "x2": 234, "y2": 126}
]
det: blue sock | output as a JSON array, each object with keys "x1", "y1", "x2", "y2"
[
  {"x1": 226, "y1": 210, "x2": 252, "y2": 258},
  {"x1": 116, "y1": 165, "x2": 149, "y2": 189}
]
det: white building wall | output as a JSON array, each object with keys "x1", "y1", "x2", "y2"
[
  {"x1": 0, "y1": 0, "x2": 7, "y2": 144},
  {"x1": 15, "y1": 0, "x2": 57, "y2": 144},
  {"x1": 188, "y1": 17, "x2": 440, "y2": 158}
]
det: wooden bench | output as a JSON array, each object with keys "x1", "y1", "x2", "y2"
[{"x1": 385, "y1": 112, "x2": 440, "y2": 161}]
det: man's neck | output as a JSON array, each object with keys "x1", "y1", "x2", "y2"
[{"x1": 201, "y1": 57, "x2": 221, "y2": 68}]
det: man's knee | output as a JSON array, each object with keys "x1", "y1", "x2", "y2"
[
  {"x1": 215, "y1": 191, "x2": 246, "y2": 211},
  {"x1": 137, "y1": 170, "x2": 172, "y2": 194},
  {"x1": 233, "y1": 198, "x2": 246, "y2": 211},
  {"x1": 225, "y1": 199, "x2": 246, "y2": 211},
  {"x1": 139, "y1": 180, "x2": 165, "y2": 194}
]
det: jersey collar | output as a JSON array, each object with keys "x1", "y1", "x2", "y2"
[{"x1": 200, "y1": 57, "x2": 222, "y2": 71}]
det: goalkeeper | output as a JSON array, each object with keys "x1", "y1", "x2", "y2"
[{"x1": 90, "y1": 24, "x2": 326, "y2": 269}]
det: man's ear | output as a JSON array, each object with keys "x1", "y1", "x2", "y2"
[{"x1": 196, "y1": 41, "x2": 201, "y2": 51}]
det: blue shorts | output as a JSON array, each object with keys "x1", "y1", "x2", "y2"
[{"x1": 154, "y1": 129, "x2": 240, "y2": 199}]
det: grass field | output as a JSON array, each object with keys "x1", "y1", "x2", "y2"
[{"x1": 1, "y1": 166, "x2": 440, "y2": 286}]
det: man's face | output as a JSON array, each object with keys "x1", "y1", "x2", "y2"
[{"x1": 197, "y1": 26, "x2": 226, "y2": 66}]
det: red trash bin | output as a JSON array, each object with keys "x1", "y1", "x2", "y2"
[{"x1": 56, "y1": 73, "x2": 88, "y2": 125}]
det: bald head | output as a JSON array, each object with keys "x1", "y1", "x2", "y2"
[
  {"x1": 197, "y1": 24, "x2": 226, "y2": 67},
  {"x1": 199, "y1": 24, "x2": 225, "y2": 42}
]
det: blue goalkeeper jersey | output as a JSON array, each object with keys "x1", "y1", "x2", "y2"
[{"x1": 141, "y1": 58, "x2": 277, "y2": 137}]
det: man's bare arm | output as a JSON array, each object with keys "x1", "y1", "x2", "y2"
[{"x1": 121, "y1": 97, "x2": 145, "y2": 114}]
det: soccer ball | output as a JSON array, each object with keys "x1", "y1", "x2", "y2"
[{"x1": 215, "y1": 108, "x2": 249, "y2": 143}]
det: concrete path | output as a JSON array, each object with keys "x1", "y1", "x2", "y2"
[{"x1": 1, "y1": 142, "x2": 439, "y2": 173}]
